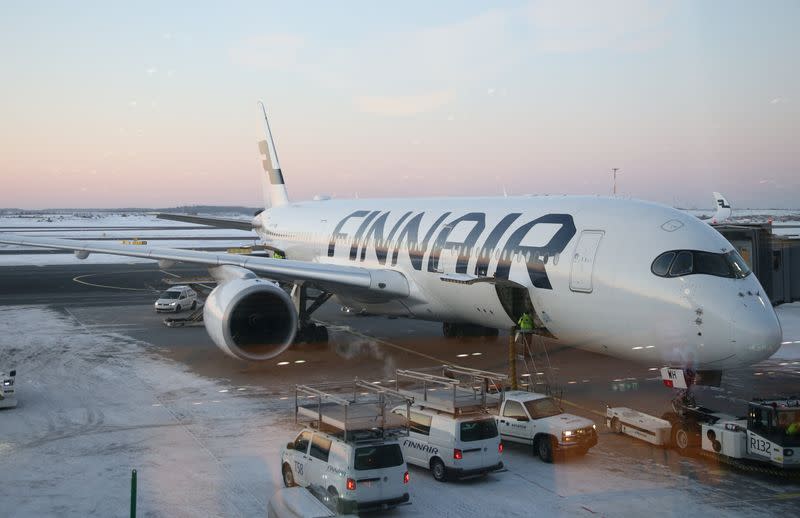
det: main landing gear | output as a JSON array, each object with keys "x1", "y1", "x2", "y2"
[
  {"x1": 291, "y1": 284, "x2": 331, "y2": 344},
  {"x1": 442, "y1": 322, "x2": 499, "y2": 339}
]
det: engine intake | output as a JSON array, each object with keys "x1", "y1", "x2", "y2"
[{"x1": 203, "y1": 277, "x2": 297, "y2": 361}]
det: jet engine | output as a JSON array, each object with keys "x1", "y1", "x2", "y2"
[{"x1": 203, "y1": 277, "x2": 297, "y2": 361}]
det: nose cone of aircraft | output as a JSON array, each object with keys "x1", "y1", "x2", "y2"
[{"x1": 731, "y1": 299, "x2": 783, "y2": 366}]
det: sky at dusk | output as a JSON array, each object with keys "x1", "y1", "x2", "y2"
[{"x1": 0, "y1": 1, "x2": 798, "y2": 209}]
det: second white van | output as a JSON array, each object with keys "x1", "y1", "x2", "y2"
[{"x1": 392, "y1": 405, "x2": 503, "y2": 482}]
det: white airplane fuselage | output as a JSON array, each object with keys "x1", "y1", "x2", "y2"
[{"x1": 256, "y1": 195, "x2": 782, "y2": 371}]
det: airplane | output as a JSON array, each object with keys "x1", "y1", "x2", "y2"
[
  {"x1": 0, "y1": 102, "x2": 782, "y2": 391},
  {"x1": 696, "y1": 192, "x2": 732, "y2": 225}
]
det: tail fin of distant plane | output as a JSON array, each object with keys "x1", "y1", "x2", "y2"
[
  {"x1": 711, "y1": 192, "x2": 732, "y2": 224},
  {"x1": 257, "y1": 101, "x2": 290, "y2": 208}
]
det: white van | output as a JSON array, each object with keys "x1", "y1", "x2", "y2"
[
  {"x1": 154, "y1": 286, "x2": 197, "y2": 313},
  {"x1": 281, "y1": 428, "x2": 410, "y2": 514},
  {"x1": 392, "y1": 405, "x2": 503, "y2": 482}
]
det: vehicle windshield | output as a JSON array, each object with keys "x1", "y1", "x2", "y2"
[
  {"x1": 160, "y1": 291, "x2": 181, "y2": 299},
  {"x1": 776, "y1": 409, "x2": 800, "y2": 445},
  {"x1": 460, "y1": 419, "x2": 499, "y2": 442},
  {"x1": 651, "y1": 249, "x2": 751, "y2": 279},
  {"x1": 353, "y1": 444, "x2": 404, "y2": 470},
  {"x1": 524, "y1": 397, "x2": 562, "y2": 419}
]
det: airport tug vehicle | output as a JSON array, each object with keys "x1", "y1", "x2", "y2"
[
  {"x1": 0, "y1": 369, "x2": 17, "y2": 409},
  {"x1": 282, "y1": 381, "x2": 412, "y2": 514},
  {"x1": 608, "y1": 368, "x2": 800, "y2": 472},
  {"x1": 390, "y1": 366, "x2": 505, "y2": 482}
]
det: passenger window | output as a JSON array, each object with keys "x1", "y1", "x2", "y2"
[
  {"x1": 309, "y1": 435, "x2": 332, "y2": 462},
  {"x1": 651, "y1": 252, "x2": 675, "y2": 277},
  {"x1": 669, "y1": 251, "x2": 693, "y2": 276},
  {"x1": 293, "y1": 431, "x2": 311, "y2": 454},
  {"x1": 502, "y1": 400, "x2": 528, "y2": 420},
  {"x1": 409, "y1": 411, "x2": 432, "y2": 435}
]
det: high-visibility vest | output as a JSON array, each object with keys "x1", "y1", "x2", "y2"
[{"x1": 518, "y1": 313, "x2": 533, "y2": 330}]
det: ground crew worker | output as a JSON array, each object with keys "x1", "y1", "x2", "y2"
[
  {"x1": 514, "y1": 312, "x2": 534, "y2": 342},
  {"x1": 517, "y1": 312, "x2": 534, "y2": 333},
  {"x1": 273, "y1": 251, "x2": 284, "y2": 259},
  {"x1": 788, "y1": 419, "x2": 800, "y2": 436}
]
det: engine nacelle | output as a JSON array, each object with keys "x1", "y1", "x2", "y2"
[{"x1": 203, "y1": 277, "x2": 297, "y2": 361}]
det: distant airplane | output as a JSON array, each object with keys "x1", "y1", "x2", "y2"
[
  {"x1": 0, "y1": 103, "x2": 781, "y2": 393},
  {"x1": 696, "y1": 192, "x2": 732, "y2": 225}
]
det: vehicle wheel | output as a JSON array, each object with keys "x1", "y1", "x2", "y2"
[
  {"x1": 327, "y1": 486, "x2": 342, "y2": 513},
  {"x1": 611, "y1": 417, "x2": 622, "y2": 434},
  {"x1": 442, "y1": 323, "x2": 455, "y2": 339},
  {"x1": 536, "y1": 436, "x2": 555, "y2": 463},
  {"x1": 431, "y1": 458, "x2": 448, "y2": 482},
  {"x1": 282, "y1": 464, "x2": 295, "y2": 487},
  {"x1": 191, "y1": 301, "x2": 197, "y2": 310},
  {"x1": 175, "y1": 304, "x2": 182, "y2": 313},
  {"x1": 314, "y1": 325, "x2": 329, "y2": 343},
  {"x1": 672, "y1": 424, "x2": 692, "y2": 455}
]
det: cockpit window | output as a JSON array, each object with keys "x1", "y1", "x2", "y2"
[
  {"x1": 726, "y1": 250, "x2": 751, "y2": 279},
  {"x1": 669, "y1": 251, "x2": 693, "y2": 276},
  {"x1": 694, "y1": 252, "x2": 730, "y2": 277},
  {"x1": 652, "y1": 249, "x2": 752, "y2": 279},
  {"x1": 651, "y1": 252, "x2": 675, "y2": 276}
]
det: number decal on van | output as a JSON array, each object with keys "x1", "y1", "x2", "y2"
[{"x1": 294, "y1": 461, "x2": 304, "y2": 475}]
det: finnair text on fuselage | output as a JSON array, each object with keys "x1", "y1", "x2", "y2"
[{"x1": 326, "y1": 210, "x2": 576, "y2": 289}]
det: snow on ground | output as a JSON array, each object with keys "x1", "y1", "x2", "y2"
[
  {"x1": 0, "y1": 306, "x2": 281, "y2": 517},
  {"x1": 2, "y1": 306, "x2": 795, "y2": 517}
]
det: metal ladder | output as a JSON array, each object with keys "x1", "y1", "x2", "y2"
[{"x1": 516, "y1": 331, "x2": 560, "y2": 399}]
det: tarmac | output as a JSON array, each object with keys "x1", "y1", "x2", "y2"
[{"x1": 1, "y1": 263, "x2": 799, "y2": 517}]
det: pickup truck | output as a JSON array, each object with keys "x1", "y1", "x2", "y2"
[{"x1": 491, "y1": 390, "x2": 597, "y2": 462}]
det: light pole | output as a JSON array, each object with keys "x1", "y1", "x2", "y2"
[{"x1": 612, "y1": 168, "x2": 621, "y2": 196}]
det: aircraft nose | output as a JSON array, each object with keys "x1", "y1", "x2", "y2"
[{"x1": 731, "y1": 299, "x2": 783, "y2": 364}]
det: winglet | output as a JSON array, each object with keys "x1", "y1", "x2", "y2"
[{"x1": 257, "y1": 101, "x2": 290, "y2": 208}]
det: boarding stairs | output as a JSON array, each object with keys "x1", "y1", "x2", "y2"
[{"x1": 516, "y1": 331, "x2": 562, "y2": 401}]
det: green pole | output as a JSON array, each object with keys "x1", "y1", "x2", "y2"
[{"x1": 130, "y1": 469, "x2": 137, "y2": 518}]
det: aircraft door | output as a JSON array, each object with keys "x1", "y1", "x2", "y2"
[{"x1": 569, "y1": 230, "x2": 604, "y2": 293}]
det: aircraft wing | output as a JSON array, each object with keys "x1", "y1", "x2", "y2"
[
  {"x1": 0, "y1": 233, "x2": 409, "y2": 298},
  {"x1": 154, "y1": 213, "x2": 254, "y2": 231}
]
